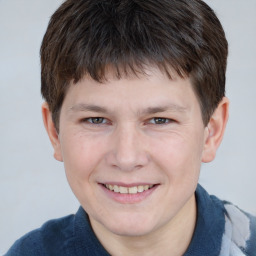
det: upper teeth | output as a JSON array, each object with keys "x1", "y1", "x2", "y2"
[{"x1": 105, "y1": 184, "x2": 154, "y2": 194}]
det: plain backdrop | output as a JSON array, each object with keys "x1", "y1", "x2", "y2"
[{"x1": 0, "y1": 0, "x2": 256, "y2": 254}]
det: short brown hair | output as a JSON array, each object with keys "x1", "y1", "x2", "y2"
[{"x1": 41, "y1": 0, "x2": 228, "y2": 130}]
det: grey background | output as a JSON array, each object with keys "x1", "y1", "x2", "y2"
[{"x1": 0, "y1": 0, "x2": 255, "y2": 254}]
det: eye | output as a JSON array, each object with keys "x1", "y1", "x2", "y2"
[
  {"x1": 85, "y1": 117, "x2": 107, "y2": 124},
  {"x1": 148, "y1": 118, "x2": 172, "y2": 124}
]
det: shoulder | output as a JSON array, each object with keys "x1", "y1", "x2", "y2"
[
  {"x1": 195, "y1": 185, "x2": 256, "y2": 255},
  {"x1": 5, "y1": 207, "x2": 110, "y2": 256},
  {"x1": 220, "y1": 201, "x2": 256, "y2": 255},
  {"x1": 4, "y1": 214, "x2": 75, "y2": 256},
  {"x1": 223, "y1": 202, "x2": 256, "y2": 255}
]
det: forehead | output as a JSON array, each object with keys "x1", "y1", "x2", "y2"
[{"x1": 62, "y1": 66, "x2": 201, "y2": 117}]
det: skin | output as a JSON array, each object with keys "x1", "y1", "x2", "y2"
[{"x1": 42, "y1": 67, "x2": 229, "y2": 255}]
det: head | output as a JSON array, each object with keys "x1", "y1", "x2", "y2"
[
  {"x1": 41, "y1": 0, "x2": 229, "y2": 244},
  {"x1": 41, "y1": 0, "x2": 228, "y2": 132}
]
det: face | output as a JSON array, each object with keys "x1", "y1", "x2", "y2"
[{"x1": 54, "y1": 68, "x2": 210, "y2": 237}]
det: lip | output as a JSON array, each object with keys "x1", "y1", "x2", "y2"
[
  {"x1": 100, "y1": 182, "x2": 156, "y2": 187},
  {"x1": 99, "y1": 183, "x2": 159, "y2": 204}
]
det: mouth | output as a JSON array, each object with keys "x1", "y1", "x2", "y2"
[
  {"x1": 100, "y1": 183, "x2": 159, "y2": 204},
  {"x1": 103, "y1": 184, "x2": 156, "y2": 194}
]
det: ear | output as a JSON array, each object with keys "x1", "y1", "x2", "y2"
[
  {"x1": 42, "y1": 102, "x2": 63, "y2": 162},
  {"x1": 202, "y1": 97, "x2": 229, "y2": 163}
]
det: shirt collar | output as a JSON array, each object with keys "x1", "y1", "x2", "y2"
[{"x1": 184, "y1": 184, "x2": 225, "y2": 256}]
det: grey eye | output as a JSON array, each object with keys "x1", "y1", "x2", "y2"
[
  {"x1": 89, "y1": 117, "x2": 105, "y2": 124},
  {"x1": 154, "y1": 118, "x2": 168, "y2": 124}
]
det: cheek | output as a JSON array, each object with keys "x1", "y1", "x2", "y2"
[
  {"x1": 150, "y1": 130, "x2": 204, "y2": 180},
  {"x1": 60, "y1": 134, "x2": 108, "y2": 209},
  {"x1": 60, "y1": 133, "x2": 105, "y2": 181}
]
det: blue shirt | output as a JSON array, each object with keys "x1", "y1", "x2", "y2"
[{"x1": 5, "y1": 185, "x2": 256, "y2": 255}]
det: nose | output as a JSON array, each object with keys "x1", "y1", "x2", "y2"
[{"x1": 106, "y1": 124, "x2": 149, "y2": 171}]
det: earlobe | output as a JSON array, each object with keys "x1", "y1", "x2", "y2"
[
  {"x1": 202, "y1": 97, "x2": 229, "y2": 163},
  {"x1": 42, "y1": 102, "x2": 63, "y2": 162}
]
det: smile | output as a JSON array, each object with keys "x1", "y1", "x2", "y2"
[{"x1": 104, "y1": 184, "x2": 154, "y2": 194}]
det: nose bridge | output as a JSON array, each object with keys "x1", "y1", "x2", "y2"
[{"x1": 109, "y1": 123, "x2": 148, "y2": 171}]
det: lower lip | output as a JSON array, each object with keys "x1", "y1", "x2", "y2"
[{"x1": 100, "y1": 184, "x2": 159, "y2": 204}]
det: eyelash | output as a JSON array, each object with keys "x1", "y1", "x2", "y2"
[
  {"x1": 82, "y1": 117, "x2": 174, "y2": 125},
  {"x1": 148, "y1": 118, "x2": 173, "y2": 125},
  {"x1": 83, "y1": 117, "x2": 109, "y2": 124}
]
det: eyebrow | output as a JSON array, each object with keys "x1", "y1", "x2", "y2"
[
  {"x1": 69, "y1": 104, "x2": 109, "y2": 114},
  {"x1": 69, "y1": 103, "x2": 188, "y2": 115},
  {"x1": 140, "y1": 105, "x2": 188, "y2": 115}
]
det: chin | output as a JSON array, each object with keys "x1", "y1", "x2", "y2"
[
  {"x1": 102, "y1": 215, "x2": 159, "y2": 237},
  {"x1": 110, "y1": 225, "x2": 154, "y2": 237}
]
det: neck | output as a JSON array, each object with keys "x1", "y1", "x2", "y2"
[{"x1": 90, "y1": 195, "x2": 197, "y2": 256}]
